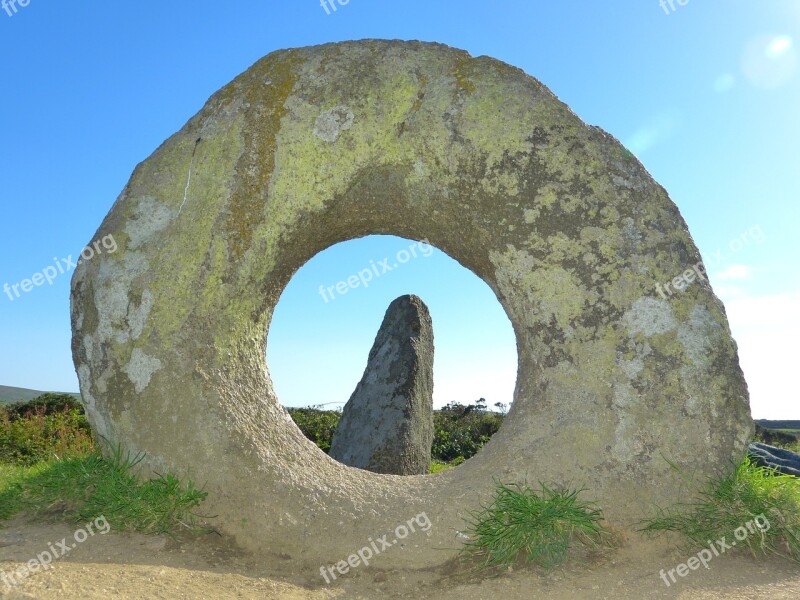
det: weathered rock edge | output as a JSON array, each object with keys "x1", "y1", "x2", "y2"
[
  {"x1": 329, "y1": 294, "x2": 434, "y2": 475},
  {"x1": 70, "y1": 40, "x2": 752, "y2": 570}
]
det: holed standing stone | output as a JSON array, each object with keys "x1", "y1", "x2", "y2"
[{"x1": 71, "y1": 40, "x2": 754, "y2": 566}]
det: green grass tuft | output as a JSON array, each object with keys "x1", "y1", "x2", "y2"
[
  {"x1": 429, "y1": 460, "x2": 452, "y2": 474},
  {"x1": 641, "y1": 456, "x2": 800, "y2": 562},
  {"x1": 459, "y1": 480, "x2": 610, "y2": 571},
  {"x1": 0, "y1": 461, "x2": 34, "y2": 520},
  {"x1": 429, "y1": 456, "x2": 465, "y2": 474},
  {"x1": 1, "y1": 393, "x2": 212, "y2": 537},
  {"x1": 0, "y1": 447, "x2": 211, "y2": 536}
]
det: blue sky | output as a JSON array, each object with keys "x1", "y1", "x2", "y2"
[{"x1": 0, "y1": 1, "x2": 797, "y2": 417}]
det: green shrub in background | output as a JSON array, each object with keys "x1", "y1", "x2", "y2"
[
  {"x1": 286, "y1": 399, "x2": 506, "y2": 463},
  {"x1": 754, "y1": 424, "x2": 800, "y2": 453},
  {"x1": 287, "y1": 398, "x2": 505, "y2": 462},
  {"x1": 2, "y1": 395, "x2": 506, "y2": 468},
  {"x1": 287, "y1": 406, "x2": 342, "y2": 453},
  {"x1": 2, "y1": 393, "x2": 84, "y2": 419},
  {"x1": 0, "y1": 395, "x2": 96, "y2": 466},
  {"x1": 432, "y1": 400, "x2": 504, "y2": 462}
]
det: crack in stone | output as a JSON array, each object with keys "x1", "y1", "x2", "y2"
[{"x1": 178, "y1": 137, "x2": 202, "y2": 216}]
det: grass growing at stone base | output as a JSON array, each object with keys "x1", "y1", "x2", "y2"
[
  {"x1": 0, "y1": 447, "x2": 211, "y2": 536},
  {"x1": 0, "y1": 462, "x2": 28, "y2": 520},
  {"x1": 458, "y1": 480, "x2": 610, "y2": 571},
  {"x1": 1, "y1": 395, "x2": 211, "y2": 536},
  {"x1": 641, "y1": 457, "x2": 800, "y2": 562}
]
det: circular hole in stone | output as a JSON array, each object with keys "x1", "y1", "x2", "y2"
[{"x1": 267, "y1": 235, "x2": 517, "y2": 475}]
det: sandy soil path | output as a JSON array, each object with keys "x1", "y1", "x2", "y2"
[{"x1": 1, "y1": 516, "x2": 799, "y2": 599}]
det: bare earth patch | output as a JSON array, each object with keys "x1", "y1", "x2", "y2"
[{"x1": 1, "y1": 516, "x2": 798, "y2": 599}]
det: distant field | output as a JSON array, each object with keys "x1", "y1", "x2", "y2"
[
  {"x1": 0, "y1": 385, "x2": 81, "y2": 405},
  {"x1": 774, "y1": 429, "x2": 800, "y2": 436},
  {"x1": 755, "y1": 420, "x2": 800, "y2": 432}
]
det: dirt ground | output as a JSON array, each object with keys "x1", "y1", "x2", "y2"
[{"x1": 1, "y1": 515, "x2": 799, "y2": 599}]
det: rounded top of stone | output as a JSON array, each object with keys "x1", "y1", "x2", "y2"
[
  {"x1": 386, "y1": 294, "x2": 432, "y2": 323},
  {"x1": 390, "y1": 293, "x2": 425, "y2": 306}
]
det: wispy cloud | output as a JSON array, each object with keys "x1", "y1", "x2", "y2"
[
  {"x1": 714, "y1": 264, "x2": 752, "y2": 282},
  {"x1": 713, "y1": 284, "x2": 746, "y2": 301},
  {"x1": 711, "y1": 265, "x2": 752, "y2": 301},
  {"x1": 741, "y1": 34, "x2": 797, "y2": 89}
]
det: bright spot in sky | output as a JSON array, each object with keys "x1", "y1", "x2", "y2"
[
  {"x1": 742, "y1": 34, "x2": 797, "y2": 89},
  {"x1": 766, "y1": 35, "x2": 793, "y2": 59}
]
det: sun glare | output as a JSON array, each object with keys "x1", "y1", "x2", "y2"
[{"x1": 766, "y1": 35, "x2": 793, "y2": 59}]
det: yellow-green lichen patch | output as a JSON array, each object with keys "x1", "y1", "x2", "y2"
[
  {"x1": 222, "y1": 51, "x2": 303, "y2": 261},
  {"x1": 543, "y1": 233, "x2": 589, "y2": 264},
  {"x1": 607, "y1": 268, "x2": 649, "y2": 310},
  {"x1": 206, "y1": 51, "x2": 477, "y2": 360},
  {"x1": 456, "y1": 65, "x2": 547, "y2": 186},
  {"x1": 529, "y1": 115, "x2": 600, "y2": 182},
  {"x1": 411, "y1": 72, "x2": 428, "y2": 113},
  {"x1": 139, "y1": 115, "x2": 247, "y2": 348},
  {"x1": 120, "y1": 135, "x2": 201, "y2": 212},
  {"x1": 263, "y1": 57, "x2": 437, "y2": 237},
  {"x1": 451, "y1": 53, "x2": 478, "y2": 94},
  {"x1": 490, "y1": 245, "x2": 598, "y2": 333}
]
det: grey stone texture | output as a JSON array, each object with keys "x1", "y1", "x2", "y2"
[
  {"x1": 71, "y1": 40, "x2": 753, "y2": 568},
  {"x1": 329, "y1": 295, "x2": 434, "y2": 475}
]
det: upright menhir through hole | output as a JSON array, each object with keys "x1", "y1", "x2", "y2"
[{"x1": 267, "y1": 235, "x2": 518, "y2": 475}]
